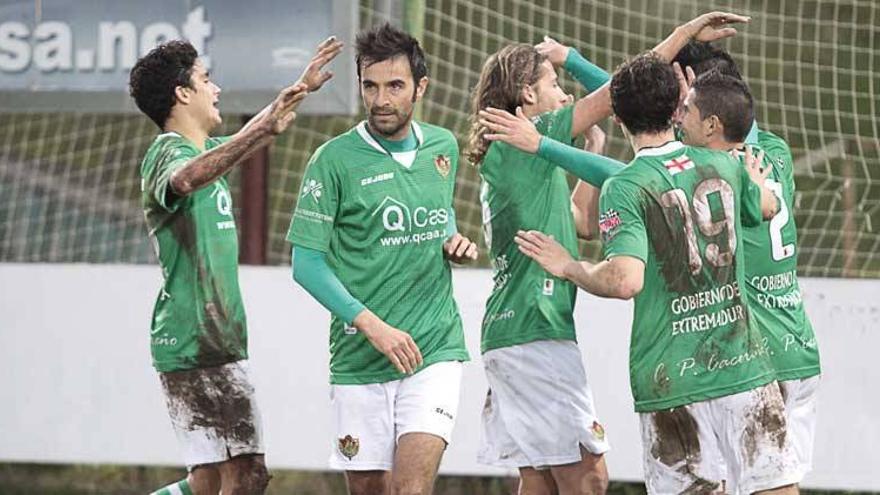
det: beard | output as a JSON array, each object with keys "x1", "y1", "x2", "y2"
[{"x1": 367, "y1": 105, "x2": 413, "y2": 138}]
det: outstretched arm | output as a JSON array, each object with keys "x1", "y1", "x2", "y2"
[
  {"x1": 567, "y1": 11, "x2": 750, "y2": 138},
  {"x1": 170, "y1": 37, "x2": 344, "y2": 196},
  {"x1": 478, "y1": 106, "x2": 624, "y2": 188},
  {"x1": 513, "y1": 230, "x2": 645, "y2": 299}
]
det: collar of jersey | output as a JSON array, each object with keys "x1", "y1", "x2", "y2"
[
  {"x1": 356, "y1": 121, "x2": 424, "y2": 156},
  {"x1": 634, "y1": 140, "x2": 684, "y2": 158}
]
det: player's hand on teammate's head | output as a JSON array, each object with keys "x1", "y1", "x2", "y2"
[
  {"x1": 514, "y1": 230, "x2": 574, "y2": 279},
  {"x1": 266, "y1": 82, "x2": 309, "y2": 134},
  {"x1": 479, "y1": 106, "x2": 542, "y2": 154},
  {"x1": 297, "y1": 36, "x2": 345, "y2": 92},
  {"x1": 443, "y1": 232, "x2": 479, "y2": 264},
  {"x1": 683, "y1": 12, "x2": 751, "y2": 43},
  {"x1": 535, "y1": 36, "x2": 569, "y2": 67}
]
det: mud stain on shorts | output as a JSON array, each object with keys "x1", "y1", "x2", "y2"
[
  {"x1": 742, "y1": 383, "x2": 787, "y2": 467},
  {"x1": 651, "y1": 407, "x2": 720, "y2": 493},
  {"x1": 160, "y1": 363, "x2": 257, "y2": 447}
]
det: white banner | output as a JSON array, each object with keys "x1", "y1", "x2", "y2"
[{"x1": 0, "y1": 264, "x2": 877, "y2": 490}]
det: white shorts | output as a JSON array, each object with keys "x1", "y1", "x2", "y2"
[
  {"x1": 158, "y1": 360, "x2": 264, "y2": 468},
  {"x1": 779, "y1": 375, "x2": 820, "y2": 478},
  {"x1": 639, "y1": 381, "x2": 801, "y2": 495},
  {"x1": 478, "y1": 340, "x2": 611, "y2": 469},
  {"x1": 329, "y1": 360, "x2": 463, "y2": 471}
]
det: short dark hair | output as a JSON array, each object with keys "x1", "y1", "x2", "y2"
[
  {"x1": 355, "y1": 23, "x2": 427, "y2": 83},
  {"x1": 611, "y1": 52, "x2": 679, "y2": 136},
  {"x1": 691, "y1": 70, "x2": 755, "y2": 143},
  {"x1": 129, "y1": 40, "x2": 198, "y2": 129},
  {"x1": 673, "y1": 41, "x2": 742, "y2": 80}
]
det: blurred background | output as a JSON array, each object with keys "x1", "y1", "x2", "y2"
[{"x1": 1, "y1": 0, "x2": 877, "y2": 493}]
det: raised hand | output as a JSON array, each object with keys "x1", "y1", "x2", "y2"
[
  {"x1": 443, "y1": 232, "x2": 478, "y2": 264},
  {"x1": 535, "y1": 35, "x2": 569, "y2": 67},
  {"x1": 672, "y1": 62, "x2": 697, "y2": 121},
  {"x1": 297, "y1": 36, "x2": 345, "y2": 92},
  {"x1": 743, "y1": 145, "x2": 770, "y2": 185},
  {"x1": 513, "y1": 230, "x2": 574, "y2": 279},
  {"x1": 683, "y1": 11, "x2": 751, "y2": 42},
  {"x1": 479, "y1": 106, "x2": 542, "y2": 154},
  {"x1": 266, "y1": 82, "x2": 309, "y2": 135}
]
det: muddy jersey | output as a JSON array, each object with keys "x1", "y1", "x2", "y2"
[
  {"x1": 479, "y1": 105, "x2": 579, "y2": 353},
  {"x1": 599, "y1": 141, "x2": 775, "y2": 412},
  {"x1": 287, "y1": 121, "x2": 469, "y2": 385},
  {"x1": 141, "y1": 133, "x2": 247, "y2": 373},
  {"x1": 739, "y1": 130, "x2": 820, "y2": 381}
]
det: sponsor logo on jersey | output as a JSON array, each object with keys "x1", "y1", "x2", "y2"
[
  {"x1": 343, "y1": 323, "x2": 357, "y2": 335},
  {"x1": 371, "y1": 196, "x2": 449, "y2": 247},
  {"x1": 210, "y1": 182, "x2": 235, "y2": 230},
  {"x1": 361, "y1": 172, "x2": 394, "y2": 187},
  {"x1": 302, "y1": 179, "x2": 324, "y2": 202},
  {"x1": 338, "y1": 435, "x2": 359, "y2": 460},
  {"x1": 599, "y1": 209, "x2": 621, "y2": 241},
  {"x1": 434, "y1": 407, "x2": 454, "y2": 420},
  {"x1": 434, "y1": 154, "x2": 451, "y2": 178},
  {"x1": 663, "y1": 155, "x2": 694, "y2": 175}
]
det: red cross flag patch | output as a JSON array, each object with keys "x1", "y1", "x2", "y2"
[{"x1": 663, "y1": 155, "x2": 694, "y2": 175}]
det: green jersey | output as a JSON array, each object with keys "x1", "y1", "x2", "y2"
[
  {"x1": 287, "y1": 121, "x2": 469, "y2": 385},
  {"x1": 479, "y1": 105, "x2": 578, "y2": 353},
  {"x1": 599, "y1": 141, "x2": 775, "y2": 412},
  {"x1": 140, "y1": 133, "x2": 247, "y2": 373},
  {"x1": 740, "y1": 130, "x2": 821, "y2": 381}
]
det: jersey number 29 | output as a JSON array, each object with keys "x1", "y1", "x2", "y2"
[{"x1": 660, "y1": 178, "x2": 736, "y2": 275}]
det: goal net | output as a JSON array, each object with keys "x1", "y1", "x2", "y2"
[{"x1": 1, "y1": 0, "x2": 877, "y2": 277}]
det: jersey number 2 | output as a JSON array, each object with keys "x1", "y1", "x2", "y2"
[{"x1": 765, "y1": 179, "x2": 795, "y2": 261}]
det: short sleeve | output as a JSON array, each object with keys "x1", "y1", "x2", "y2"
[
  {"x1": 286, "y1": 148, "x2": 341, "y2": 252},
  {"x1": 599, "y1": 176, "x2": 649, "y2": 262},
  {"x1": 143, "y1": 140, "x2": 199, "y2": 212}
]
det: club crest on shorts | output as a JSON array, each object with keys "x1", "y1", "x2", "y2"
[
  {"x1": 591, "y1": 420, "x2": 606, "y2": 441},
  {"x1": 338, "y1": 434, "x2": 360, "y2": 460},
  {"x1": 434, "y1": 154, "x2": 451, "y2": 178}
]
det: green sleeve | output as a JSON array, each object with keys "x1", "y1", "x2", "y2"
[
  {"x1": 537, "y1": 136, "x2": 624, "y2": 187},
  {"x1": 563, "y1": 48, "x2": 610, "y2": 92},
  {"x1": 291, "y1": 246, "x2": 366, "y2": 324},
  {"x1": 739, "y1": 165, "x2": 764, "y2": 228},
  {"x1": 286, "y1": 147, "x2": 340, "y2": 251},
  {"x1": 145, "y1": 140, "x2": 199, "y2": 212},
  {"x1": 599, "y1": 177, "x2": 648, "y2": 262}
]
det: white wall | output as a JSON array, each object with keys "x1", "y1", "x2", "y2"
[{"x1": 0, "y1": 264, "x2": 877, "y2": 490}]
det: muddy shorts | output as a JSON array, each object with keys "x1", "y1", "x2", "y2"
[
  {"x1": 478, "y1": 340, "x2": 610, "y2": 469},
  {"x1": 159, "y1": 360, "x2": 264, "y2": 468},
  {"x1": 779, "y1": 375, "x2": 821, "y2": 478},
  {"x1": 639, "y1": 381, "x2": 801, "y2": 495}
]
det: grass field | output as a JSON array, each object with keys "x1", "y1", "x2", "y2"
[{"x1": 1, "y1": 464, "x2": 877, "y2": 495}]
